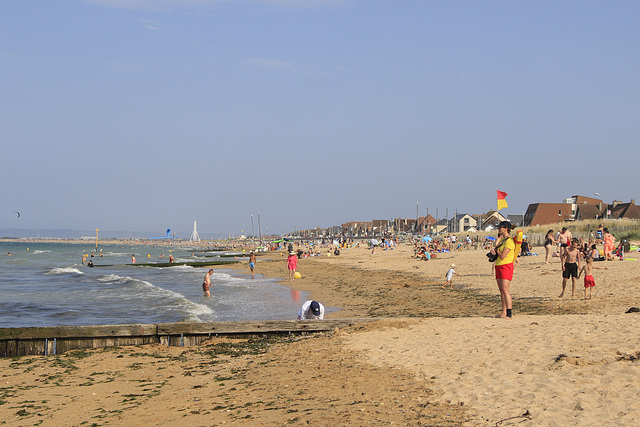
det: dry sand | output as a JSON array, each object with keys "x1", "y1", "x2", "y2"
[{"x1": 2, "y1": 243, "x2": 640, "y2": 425}]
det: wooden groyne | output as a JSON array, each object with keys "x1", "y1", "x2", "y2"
[{"x1": 0, "y1": 319, "x2": 372, "y2": 357}]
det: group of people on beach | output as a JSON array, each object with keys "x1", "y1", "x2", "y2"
[
  {"x1": 541, "y1": 225, "x2": 623, "y2": 299},
  {"x1": 544, "y1": 224, "x2": 623, "y2": 263},
  {"x1": 557, "y1": 237, "x2": 608, "y2": 299},
  {"x1": 440, "y1": 221, "x2": 616, "y2": 317}
]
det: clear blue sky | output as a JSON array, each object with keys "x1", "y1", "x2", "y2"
[{"x1": 2, "y1": 0, "x2": 639, "y2": 236}]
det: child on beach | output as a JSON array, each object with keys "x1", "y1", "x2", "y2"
[
  {"x1": 560, "y1": 238, "x2": 581, "y2": 298},
  {"x1": 442, "y1": 264, "x2": 458, "y2": 289},
  {"x1": 287, "y1": 251, "x2": 298, "y2": 281},
  {"x1": 578, "y1": 256, "x2": 607, "y2": 299}
]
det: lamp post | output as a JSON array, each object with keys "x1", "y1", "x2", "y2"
[{"x1": 251, "y1": 215, "x2": 255, "y2": 245}]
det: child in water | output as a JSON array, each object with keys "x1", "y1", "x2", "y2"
[
  {"x1": 578, "y1": 256, "x2": 607, "y2": 299},
  {"x1": 442, "y1": 264, "x2": 458, "y2": 289}
]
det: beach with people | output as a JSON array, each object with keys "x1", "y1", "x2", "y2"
[{"x1": 2, "y1": 236, "x2": 640, "y2": 425}]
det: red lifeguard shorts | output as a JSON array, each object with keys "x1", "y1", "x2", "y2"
[
  {"x1": 584, "y1": 275, "x2": 596, "y2": 288},
  {"x1": 495, "y1": 263, "x2": 514, "y2": 281}
]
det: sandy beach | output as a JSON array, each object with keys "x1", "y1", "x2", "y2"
[{"x1": 2, "y1": 243, "x2": 640, "y2": 425}]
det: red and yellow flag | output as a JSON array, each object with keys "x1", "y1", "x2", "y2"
[{"x1": 497, "y1": 190, "x2": 508, "y2": 210}]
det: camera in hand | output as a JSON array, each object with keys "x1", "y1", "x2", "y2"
[{"x1": 486, "y1": 251, "x2": 498, "y2": 262}]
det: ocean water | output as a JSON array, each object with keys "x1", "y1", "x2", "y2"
[{"x1": 0, "y1": 242, "x2": 307, "y2": 328}]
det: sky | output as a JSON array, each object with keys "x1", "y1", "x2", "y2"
[{"x1": 1, "y1": 0, "x2": 639, "y2": 237}]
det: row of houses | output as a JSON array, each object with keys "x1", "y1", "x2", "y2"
[
  {"x1": 290, "y1": 195, "x2": 639, "y2": 238},
  {"x1": 291, "y1": 211, "x2": 521, "y2": 238},
  {"x1": 523, "y1": 195, "x2": 640, "y2": 226}
]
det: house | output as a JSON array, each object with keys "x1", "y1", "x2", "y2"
[
  {"x1": 416, "y1": 215, "x2": 436, "y2": 233},
  {"x1": 394, "y1": 218, "x2": 416, "y2": 233},
  {"x1": 434, "y1": 219, "x2": 449, "y2": 235},
  {"x1": 371, "y1": 219, "x2": 390, "y2": 236},
  {"x1": 341, "y1": 221, "x2": 372, "y2": 237},
  {"x1": 563, "y1": 195, "x2": 604, "y2": 220},
  {"x1": 575, "y1": 204, "x2": 602, "y2": 221},
  {"x1": 523, "y1": 203, "x2": 573, "y2": 226},
  {"x1": 327, "y1": 226, "x2": 343, "y2": 236},
  {"x1": 610, "y1": 200, "x2": 640, "y2": 219},
  {"x1": 448, "y1": 213, "x2": 477, "y2": 233},
  {"x1": 480, "y1": 211, "x2": 506, "y2": 231},
  {"x1": 507, "y1": 214, "x2": 524, "y2": 227}
]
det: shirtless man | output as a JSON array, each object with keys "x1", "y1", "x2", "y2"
[
  {"x1": 557, "y1": 227, "x2": 573, "y2": 258},
  {"x1": 560, "y1": 238, "x2": 581, "y2": 298},
  {"x1": 203, "y1": 269, "x2": 214, "y2": 298},
  {"x1": 249, "y1": 251, "x2": 256, "y2": 279}
]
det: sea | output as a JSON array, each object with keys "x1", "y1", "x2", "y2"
[{"x1": 0, "y1": 241, "x2": 308, "y2": 329}]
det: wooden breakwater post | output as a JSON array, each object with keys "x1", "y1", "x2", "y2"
[{"x1": 0, "y1": 319, "x2": 373, "y2": 358}]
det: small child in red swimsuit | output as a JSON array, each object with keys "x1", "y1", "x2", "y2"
[{"x1": 578, "y1": 257, "x2": 607, "y2": 299}]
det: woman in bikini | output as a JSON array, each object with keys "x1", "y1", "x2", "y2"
[{"x1": 544, "y1": 229, "x2": 555, "y2": 264}]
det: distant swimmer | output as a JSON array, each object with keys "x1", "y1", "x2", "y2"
[
  {"x1": 7, "y1": 252, "x2": 11, "y2": 256},
  {"x1": 249, "y1": 251, "x2": 256, "y2": 279},
  {"x1": 87, "y1": 260, "x2": 94, "y2": 267},
  {"x1": 131, "y1": 255, "x2": 136, "y2": 263},
  {"x1": 203, "y1": 269, "x2": 214, "y2": 297},
  {"x1": 169, "y1": 254, "x2": 175, "y2": 263}
]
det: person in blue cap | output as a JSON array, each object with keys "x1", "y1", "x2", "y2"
[{"x1": 297, "y1": 300, "x2": 325, "y2": 320}]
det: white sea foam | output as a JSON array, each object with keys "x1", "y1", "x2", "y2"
[
  {"x1": 97, "y1": 274, "x2": 213, "y2": 318},
  {"x1": 45, "y1": 267, "x2": 84, "y2": 275},
  {"x1": 97, "y1": 274, "x2": 131, "y2": 284},
  {"x1": 214, "y1": 272, "x2": 249, "y2": 284},
  {"x1": 167, "y1": 265, "x2": 196, "y2": 271},
  {"x1": 32, "y1": 250, "x2": 51, "y2": 254}
]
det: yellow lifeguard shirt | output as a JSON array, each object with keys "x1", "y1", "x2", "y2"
[{"x1": 495, "y1": 238, "x2": 516, "y2": 266}]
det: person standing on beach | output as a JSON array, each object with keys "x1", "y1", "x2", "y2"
[
  {"x1": 557, "y1": 227, "x2": 572, "y2": 258},
  {"x1": 560, "y1": 238, "x2": 581, "y2": 298},
  {"x1": 544, "y1": 229, "x2": 555, "y2": 263},
  {"x1": 578, "y1": 256, "x2": 607, "y2": 299},
  {"x1": 603, "y1": 228, "x2": 615, "y2": 260},
  {"x1": 203, "y1": 269, "x2": 214, "y2": 298},
  {"x1": 490, "y1": 221, "x2": 516, "y2": 319},
  {"x1": 249, "y1": 251, "x2": 256, "y2": 279},
  {"x1": 596, "y1": 224, "x2": 604, "y2": 243},
  {"x1": 287, "y1": 251, "x2": 298, "y2": 281}
]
